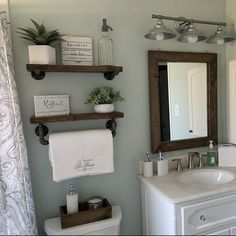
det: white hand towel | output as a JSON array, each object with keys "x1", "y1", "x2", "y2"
[{"x1": 49, "y1": 129, "x2": 114, "y2": 182}]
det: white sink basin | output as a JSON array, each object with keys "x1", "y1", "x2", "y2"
[{"x1": 179, "y1": 169, "x2": 235, "y2": 186}]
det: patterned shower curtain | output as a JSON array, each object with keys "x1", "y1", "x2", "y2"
[{"x1": 0, "y1": 12, "x2": 37, "y2": 235}]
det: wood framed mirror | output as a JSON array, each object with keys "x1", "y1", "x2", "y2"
[{"x1": 148, "y1": 51, "x2": 217, "y2": 153}]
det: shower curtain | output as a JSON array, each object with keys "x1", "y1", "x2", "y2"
[{"x1": 0, "y1": 11, "x2": 37, "y2": 235}]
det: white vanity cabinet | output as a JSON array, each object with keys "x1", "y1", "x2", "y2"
[{"x1": 140, "y1": 181, "x2": 236, "y2": 235}]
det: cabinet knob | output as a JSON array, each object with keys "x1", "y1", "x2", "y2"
[{"x1": 200, "y1": 215, "x2": 206, "y2": 221}]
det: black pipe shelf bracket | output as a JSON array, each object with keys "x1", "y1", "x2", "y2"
[
  {"x1": 31, "y1": 68, "x2": 46, "y2": 80},
  {"x1": 106, "y1": 119, "x2": 117, "y2": 137},
  {"x1": 104, "y1": 72, "x2": 118, "y2": 80},
  {"x1": 34, "y1": 119, "x2": 119, "y2": 145},
  {"x1": 35, "y1": 123, "x2": 49, "y2": 145}
]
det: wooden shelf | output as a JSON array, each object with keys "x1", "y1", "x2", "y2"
[
  {"x1": 30, "y1": 111, "x2": 124, "y2": 145},
  {"x1": 26, "y1": 64, "x2": 123, "y2": 80},
  {"x1": 30, "y1": 111, "x2": 124, "y2": 124}
]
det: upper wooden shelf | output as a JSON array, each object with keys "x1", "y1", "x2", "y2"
[
  {"x1": 26, "y1": 64, "x2": 123, "y2": 80},
  {"x1": 30, "y1": 111, "x2": 124, "y2": 124}
]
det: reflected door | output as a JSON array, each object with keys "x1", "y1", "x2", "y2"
[
  {"x1": 188, "y1": 66, "x2": 207, "y2": 137},
  {"x1": 166, "y1": 62, "x2": 207, "y2": 141}
]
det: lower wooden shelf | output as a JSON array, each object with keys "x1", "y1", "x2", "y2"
[
  {"x1": 30, "y1": 111, "x2": 124, "y2": 124},
  {"x1": 30, "y1": 111, "x2": 124, "y2": 145}
]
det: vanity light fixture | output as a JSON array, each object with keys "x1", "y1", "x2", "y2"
[
  {"x1": 144, "y1": 19, "x2": 176, "y2": 40},
  {"x1": 145, "y1": 14, "x2": 235, "y2": 44},
  {"x1": 177, "y1": 23, "x2": 207, "y2": 43},
  {"x1": 207, "y1": 25, "x2": 235, "y2": 45}
]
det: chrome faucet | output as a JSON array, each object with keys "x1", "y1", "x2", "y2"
[
  {"x1": 188, "y1": 152, "x2": 200, "y2": 170},
  {"x1": 172, "y1": 158, "x2": 183, "y2": 172},
  {"x1": 188, "y1": 152, "x2": 206, "y2": 169},
  {"x1": 198, "y1": 154, "x2": 207, "y2": 169}
]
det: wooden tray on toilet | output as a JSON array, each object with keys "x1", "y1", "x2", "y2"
[{"x1": 60, "y1": 198, "x2": 112, "y2": 229}]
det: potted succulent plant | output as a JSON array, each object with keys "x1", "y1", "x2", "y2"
[
  {"x1": 17, "y1": 19, "x2": 62, "y2": 64},
  {"x1": 85, "y1": 86, "x2": 125, "y2": 113}
]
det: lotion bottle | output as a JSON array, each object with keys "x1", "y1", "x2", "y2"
[
  {"x1": 66, "y1": 184, "x2": 78, "y2": 214},
  {"x1": 207, "y1": 140, "x2": 217, "y2": 166},
  {"x1": 98, "y1": 18, "x2": 114, "y2": 65}
]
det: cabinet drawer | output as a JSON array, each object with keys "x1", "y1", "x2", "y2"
[
  {"x1": 181, "y1": 194, "x2": 236, "y2": 235},
  {"x1": 207, "y1": 228, "x2": 230, "y2": 235}
]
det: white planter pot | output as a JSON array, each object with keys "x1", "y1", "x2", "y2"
[
  {"x1": 28, "y1": 45, "x2": 56, "y2": 64},
  {"x1": 94, "y1": 104, "x2": 114, "y2": 113}
]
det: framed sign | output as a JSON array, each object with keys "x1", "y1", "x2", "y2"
[
  {"x1": 34, "y1": 95, "x2": 70, "y2": 117},
  {"x1": 61, "y1": 35, "x2": 93, "y2": 66}
]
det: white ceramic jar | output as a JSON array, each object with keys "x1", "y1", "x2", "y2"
[
  {"x1": 28, "y1": 45, "x2": 56, "y2": 64},
  {"x1": 94, "y1": 104, "x2": 114, "y2": 113}
]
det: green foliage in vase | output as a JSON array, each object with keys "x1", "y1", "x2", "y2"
[
  {"x1": 85, "y1": 86, "x2": 125, "y2": 105},
  {"x1": 17, "y1": 19, "x2": 62, "y2": 45}
]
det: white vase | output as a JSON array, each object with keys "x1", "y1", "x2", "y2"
[
  {"x1": 94, "y1": 104, "x2": 114, "y2": 113},
  {"x1": 28, "y1": 45, "x2": 56, "y2": 64}
]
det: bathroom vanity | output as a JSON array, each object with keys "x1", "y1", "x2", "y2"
[{"x1": 139, "y1": 168, "x2": 236, "y2": 235}]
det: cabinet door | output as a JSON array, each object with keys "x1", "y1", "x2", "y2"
[{"x1": 207, "y1": 228, "x2": 230, "y2": 235}]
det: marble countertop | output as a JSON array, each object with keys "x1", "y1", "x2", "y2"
[{"x1": 138, "y1": 167, "x2": 236, "y2": 204}]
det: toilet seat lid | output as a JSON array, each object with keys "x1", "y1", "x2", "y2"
[{"x1": 44, "y1": 206, "x2": 121, "y2": 235}]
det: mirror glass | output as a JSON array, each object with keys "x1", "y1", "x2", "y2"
[
  {"x1": 148, "y1": 51, "x2": 217, "y2": 153},
  {"x1": 159, "y1": 62, "x2": 207, "y2": 142}
]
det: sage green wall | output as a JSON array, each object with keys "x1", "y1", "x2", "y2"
[
  {"x1": 226, "y1": 0, "x2": 236, "y2": 63},
  {"x1": 9, "y1": 0, "x2": 226, "y2": 234},
  {"x1": 226, "y1": 0, "x2": 236, "y2": 142}
]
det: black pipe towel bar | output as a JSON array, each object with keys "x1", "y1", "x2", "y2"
[
  {"x1": 34, "y1": 119, "x2": 118, "y2": 145},
  {"x1": 30, "y1": 111, "x2": 124, "y2": 145}
]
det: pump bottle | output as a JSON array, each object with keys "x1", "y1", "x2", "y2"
[
  {"x1": 66, "y1": 184, "x2": 78, "y2": 214},
  {"x1": 207, "y1": 140, "x2": 217, "y2": 166},
  {"x1": 98, "y1": 18, "x2": 114, "y2": 66}
]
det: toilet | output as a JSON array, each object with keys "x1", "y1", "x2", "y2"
[{"x1": 44, "y1": 206, "x2": 122, "y2": 235}]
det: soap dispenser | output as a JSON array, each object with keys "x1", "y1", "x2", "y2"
[
  {"x1": 98, "y1": 18, "x2": 114, "y2": 66},
  {"x1": 207, "y1": 140, "x2": 217, "y2": 167},
  {"x1": 66, "y1": 184, "x2": 78, "y2": 214}
]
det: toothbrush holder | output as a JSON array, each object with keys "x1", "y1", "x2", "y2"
[
  {"x1": 143, "y1": 161, "x2": 153, "y2": 177},
  {"x1": 157, "y1": 159, "x2": 168, "y2": 176}
]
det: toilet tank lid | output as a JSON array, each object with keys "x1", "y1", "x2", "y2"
[{"x1": 44, "y1": 206, "x2": 122, "y2": 235}]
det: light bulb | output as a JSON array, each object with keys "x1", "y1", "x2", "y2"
[
  {"x1": 216, "y1": 38, "x2": 224, "y2": 45},
  {"x1": 155, "y1": 33, "x2": 165, "y2": 40},
  {"x1": 187, "y1": 35, "x2": 198, "y2": 43}
]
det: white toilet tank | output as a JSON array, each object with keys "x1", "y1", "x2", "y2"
[{"x1": 44, "y1": 206, "x2": 122, "y2": 235}]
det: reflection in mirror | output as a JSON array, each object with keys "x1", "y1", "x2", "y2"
[
  {"x1": 148, "y1": 51, "x2": 217, "y2": 153},
  {"x1": 159, "y1": 62, "x2": 207, "y2": 142}
]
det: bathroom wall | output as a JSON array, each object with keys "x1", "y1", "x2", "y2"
[
  {"x1": 9, "y1": 0, "x2": 226, "y2": 234},
  {"x1": 226, "y1": 0, "x2": 236, "y2": 143},
  {"x1": 226, "y1": 0, "x2": 236, "y2": 62}
]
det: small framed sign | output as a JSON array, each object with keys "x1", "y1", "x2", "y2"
[
  {"x1": 61, "y1": 35, "x2": 93, "y2": 66},
  {"x1": 34, "y1": 95, "x2": 70, "y2": 117}
]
